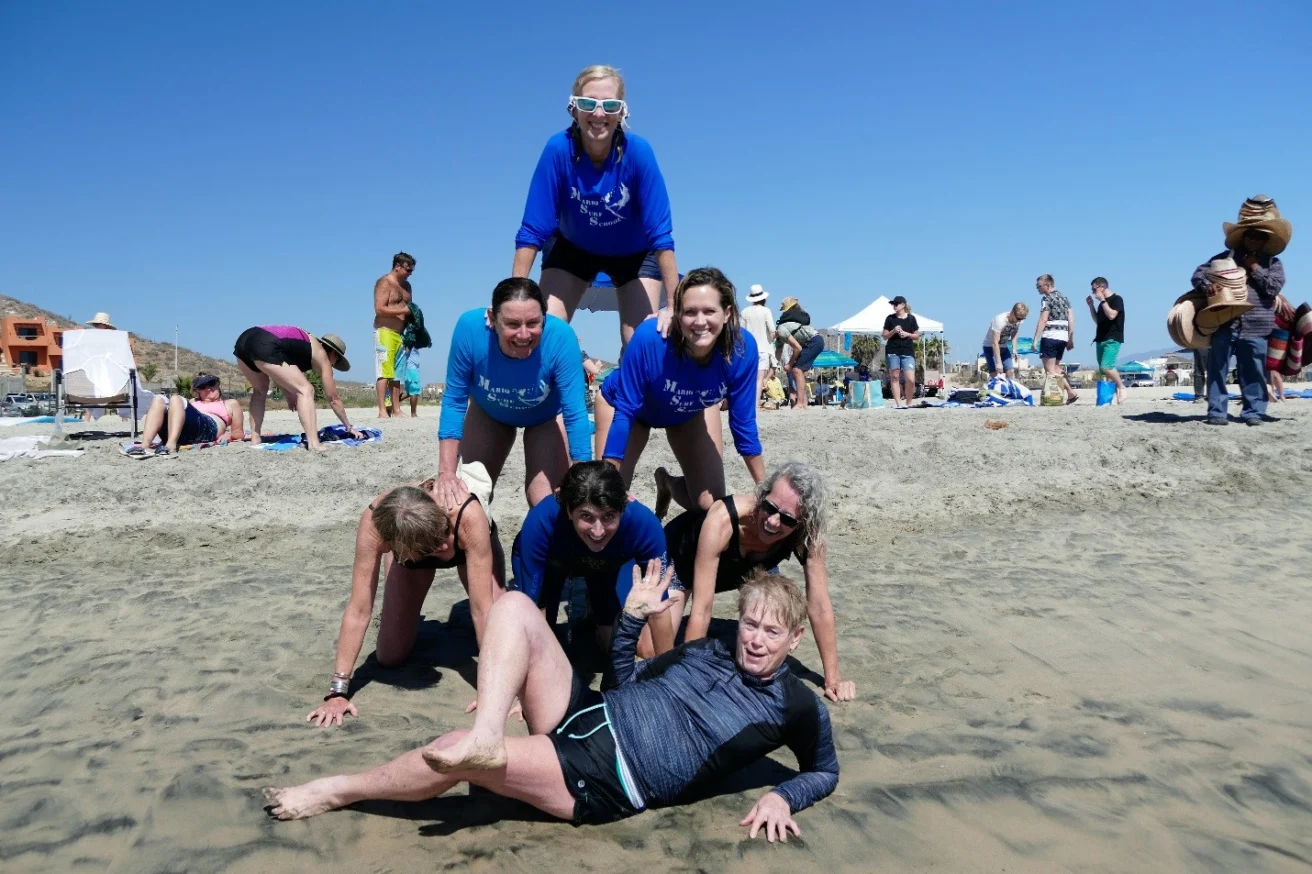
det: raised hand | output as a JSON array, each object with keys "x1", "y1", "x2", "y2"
[{"x1": 622, "y1": 559, "x2": 675, "y2": 620}]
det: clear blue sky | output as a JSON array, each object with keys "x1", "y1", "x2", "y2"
[{"x1": 2, "y1": 1, "x2": 1309, "y2": 376}]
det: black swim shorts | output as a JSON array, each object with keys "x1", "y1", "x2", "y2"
[
  {"x1": 233, "y1": 327, "x2": 313, "y2": 372},
  {"x1": 541, "y1": 234, "x2": 661, "y2": 289},
  {"x1": 549, "y1": 676, "x2": 646, "y2": 825}
]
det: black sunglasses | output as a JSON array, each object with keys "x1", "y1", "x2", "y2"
[{"x1": 759, "y1": 497, "x2": 800, "y2": 529}]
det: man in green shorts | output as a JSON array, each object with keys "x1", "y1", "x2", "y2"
[{"x1": 1087, "y1": 277, "x2": 1125, "y2": 404}]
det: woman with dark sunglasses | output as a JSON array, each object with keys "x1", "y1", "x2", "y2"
[
  {"x1": 512, "y1": 64, "x2": 679, "y2": 353},
  {"x1": 659, "y1": 462, "x2": 855, "y2": 702}
]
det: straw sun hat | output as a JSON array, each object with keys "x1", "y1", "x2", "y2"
[
  {"x1": 1223, "y1": 194, "x2": 1293, "y2": 256},
  {"x1": 85, "y1": 312, "x2": 116, "y2": 329},
  {"x1": 317, "y1": 333, "x2": 351, "y2": 371}
]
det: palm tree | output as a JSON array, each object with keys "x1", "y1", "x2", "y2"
[
  {"x1": 849, "y1": 334, "x2": 882, "y2": 368},
  {"x1": 138, "y1": 362, "x2": 158, "y2": 383}
]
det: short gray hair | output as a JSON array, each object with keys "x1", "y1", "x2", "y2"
[{"x1": 755, "y1": 461, "x2": 827, "y2": 553}]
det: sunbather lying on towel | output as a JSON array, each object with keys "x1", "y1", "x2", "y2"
[
  {"x1": 305, "y1": 464, "x2": 505, "y2": 728},
  {"x1": 126, "y1": 373, "x2": 243, "y2": 457}
]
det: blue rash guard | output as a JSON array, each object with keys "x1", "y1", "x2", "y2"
[
  {"x1": 599, "y1": 319, "x2": 762, "y2": 462},
  {"x1": 438, "y1": 309, "x2": 592, "y2": 462},
  {"x1": 515, "y1": 128, "x2": 675, "y2": 258},
  {"x1": 602, "y1": 612, "x2": 839, "y2": 812},
  {"x1": 511, "y1": 494, "x2": 665, "y2": 623}
]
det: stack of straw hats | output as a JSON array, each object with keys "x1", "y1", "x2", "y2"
[
  {"x1": 1167, "y1": 259, "x2": 1254, "y2": 349},
  {"x1": 1223, "y1": 194, "x2": 1293, "y2": 256}
]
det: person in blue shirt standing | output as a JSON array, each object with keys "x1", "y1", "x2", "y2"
[
  {"x1": 437, "y1": 278, "x2": 591, "y2": 509},
  {"x1": 595, "y1": 267, "x2": 766, "y2": 518},
  {"x1": 511, "y1": 461, "x2": 671, "y2": 655},
  {"x1": 513, "y1": 64, "x2": 679, "y2": 352}
]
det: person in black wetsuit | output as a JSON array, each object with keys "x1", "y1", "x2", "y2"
[
  {"x1": 304, "y1": 466, "x2": 505, "y2": 728},
  {"x1": 264, "y1": 563, "x2": 839, "y2": 843},
  {"x1": 661, "y1": 460, "x2": 855, "y2": 702}
]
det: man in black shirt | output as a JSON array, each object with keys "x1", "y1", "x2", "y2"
[
  {"x1": 1087, "y1": 277, "x2": 1125, "y2": 404},
  {"x1": 881, "y1": 296, "x2": 920, "y2": 408}
]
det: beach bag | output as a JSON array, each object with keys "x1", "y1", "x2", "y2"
[
  {"x1": 1096, "y1": 379, "x2": 1116, "y2": 406},
  {"x1": 1040, "y1": 373, "x2": 1065, "y2": 406},
  {"x1": 1266, "y1": 329, "x2": 1289, "y2": 372}
]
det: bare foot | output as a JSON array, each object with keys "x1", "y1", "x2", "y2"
[
  {"x1": 653, "y1": 467, "x2": 672, "y2": 519},
  {"x1": 421, "y1": 732, "x2": 507, "y2": 773},
  {"x1": 262, "y1": 779, "x2": 348, "y2": 820},
  {"x1": 249, "y1": 435, "x2": 262, "y2": 446},
  {"x1": 307, "y1": 443, "x2": 329, "y2": 453}
]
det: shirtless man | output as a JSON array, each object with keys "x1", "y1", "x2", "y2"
[{"x1": 374, "y1": 252, "x2": 415, "y2": 418}]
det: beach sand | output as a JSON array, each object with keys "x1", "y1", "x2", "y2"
[{"x1": 2, "y1": 390, "x2": 1310, "y2": 873}]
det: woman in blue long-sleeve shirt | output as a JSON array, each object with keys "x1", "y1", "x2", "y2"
[
  {"x1": 512, "y1": 64, "x2": 680, "y2": 352},
  {"x1": 595, "y1": 267, "x2": 766, "y2": 517},
  {"x1": 436, "y1": 278, "x2": 591, "y2": 509}
]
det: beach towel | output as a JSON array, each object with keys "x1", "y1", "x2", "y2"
[
  {"x1": 249, "y1": 426, "x2": 384, "y2": 451},
  {"x1": 985, "y1": 376, "x2": 1034, "y2": 406},
  {"x1": 0, "y1": 415, "x2": 82, "y2": 427},
  {"x1": 0, "y1": 435, "x2": 84, "y2": 461},
  {"x1": 1171, "y1": 392, "x2": 1239, "y2": 402}
]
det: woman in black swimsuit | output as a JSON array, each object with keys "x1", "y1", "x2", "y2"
[
  {"x1": 306, "y1": 475, "x2": 505, "y2": 727},
  {"x1": 661, "y1": 461, "x2": 855, "y2": 702}
]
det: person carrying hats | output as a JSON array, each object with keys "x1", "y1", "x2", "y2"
[
  {"x1": 740, "y1": 284, "x2": 777, "y2": 408},
  {"x1": 1190, "y1": 195, "x2": 1292, "y2": 426}
]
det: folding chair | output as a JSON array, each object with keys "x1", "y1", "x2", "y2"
[{"x1": 53, "y1": 329, "x2": 144, "y2": 438}]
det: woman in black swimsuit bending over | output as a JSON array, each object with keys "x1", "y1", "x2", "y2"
[
  {"x1": 306, "y1": 467, "x2": 505, "y2": 727},
  {"x1": 662, "y1": 460, "x2": 855, "y2": 702}
]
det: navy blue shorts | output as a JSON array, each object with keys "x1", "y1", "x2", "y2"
[
  {"x1": 793, "y1": 334, "x2": 826, "y2": 371},
  {"x1": 982, "y1": 345, "x2": 1013, "y2": 373},
  {"x1": 1039, "y1": 338, "x2": 1068, "y2": 362},
  {"x1": 549, "y1": 679, "x2": 643, "y2": 825},
  {"x1": 541, "y1": 234, "x2": 661, "y2": 288},
  {"x1": 178, "y1": 401, "x2": 220, "y2": 445}
]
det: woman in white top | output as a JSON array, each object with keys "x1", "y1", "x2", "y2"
[{"x1": 740, "y1": 284, "x2": 777, "y2": 406}]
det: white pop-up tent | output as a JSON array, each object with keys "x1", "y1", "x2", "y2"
[
  {"x1": 829, "y1": 296, "x2": 944, "y2": 333},
  {"x1": 829, "y1": 296, "x2": 948, "y2": 374}
]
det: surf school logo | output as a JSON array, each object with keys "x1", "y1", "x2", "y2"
[
  {"x1": 480, "y1": 378, "x2": 550, "y2": 410},
  {"x1": 663, "y1": 381, "x2": 728, "y2": 414},
  {"x1": 570, "y1": 182, "x2": 630, "y2": 228}
]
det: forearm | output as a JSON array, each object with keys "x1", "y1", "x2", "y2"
[
  {"x1": 327, "y1": 395, "x2": 351, "y2": 428},
  {"x1": 685, "y1": 593, "x2": 713, "y2": 641},
  {"x1": 656, "y1": 249, "x2": 679, "y2": 298},
  {"x1": 809, "y1": 603, "x2": 842, "y2": 682},
  {"x1": 512, "y1": 246, "x2": 538, "y2": 279},
  {"x1": 438, "y1": 438, "x2": 461, "y2": 475},
  {"x1": 333, "y1": 607, "x2": 373, "y2": 676},
  {"x1": 609, "y1": 611, "x2": 647, "y2": 684},
  {"x1": 743, "y1": 454, "x2": 766, "y2": 484}
]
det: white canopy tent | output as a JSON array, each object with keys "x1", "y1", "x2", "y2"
[
  {"x1": 829, "y1": 296, "x2": 948, "y2": 375},
  {"x1": 829, "y1": 296, "x2": 944, "y2": 333}
]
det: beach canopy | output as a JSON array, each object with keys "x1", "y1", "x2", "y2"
[
  {"x1": 828, "y1": 296, "x2": 945, "y2": 333},
  {"x1": 812, "y1": 351, "x2": 858, "y2": 368},
  {"x1": 1116, "y1": 361, "x2": 1154, "y2": 373}
]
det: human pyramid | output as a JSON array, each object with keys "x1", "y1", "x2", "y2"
[{"x1": 262, "y1": 65, "x2": 850, "y2": 842}]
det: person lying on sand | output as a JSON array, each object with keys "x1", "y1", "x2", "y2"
[
  {"x1": 511, "y1": 460, "x2": 671, "y2": 657},
  {"x1": 266, "y1": 563, "x2": 838, "y2": 841},
  {"x1": 661, "y1": 461, "x2": 855, "y2": 702},
  {"x1": 125, "y1": 373, "x2": 243, "y2": 457},
  {"x1": 306, "y1": 465, "x2": 504, "y2": 728}
]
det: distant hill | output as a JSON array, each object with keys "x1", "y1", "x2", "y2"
[
  {"x1": 1, "y1": 295, "x2": 367, "y2": 389},
  {"x1": 1, "y1": 294, "x2": 247, "y2": 386},
  {"x1": 1118, "y1": 346, "x2": 1183, "y2": 363}
]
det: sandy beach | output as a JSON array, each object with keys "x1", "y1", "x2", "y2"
[{"x1": 2, "y1": 390, "x2": 1310, "y2": 873}]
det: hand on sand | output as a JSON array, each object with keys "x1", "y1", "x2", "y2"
[
  {"x1": 421, "y1": 732, "x2": 508, "y2": 773},
  {"x1": 435, "y1": 472, "x2": 470, "y2": 507},
  {"x1": 307, "y1": 696, "x2": 357, "y2": 727},
  {"x1": 465, "y1": 697, "x2": 524, "y2": 722},
  {"x1": 824, "y1": 678, "x2": 856, "y2": 703},
  {"x1": 622, "y1": 560, "x2": 675, "y2": 621},
  {"x1": 740, "y1": 791, "x2": 800, "y2": 842}
]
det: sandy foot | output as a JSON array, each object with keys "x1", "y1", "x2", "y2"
[
  {"x1": 262, "y1": 779, "x2": 347, "y2": 820},
  {"x1": 421, "y1": 732, "x2": 506, "y2": 773}
]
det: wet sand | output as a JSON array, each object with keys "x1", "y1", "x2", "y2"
[{"x1": 2, "y1": 390, "x2": 1310, "y2": 873}]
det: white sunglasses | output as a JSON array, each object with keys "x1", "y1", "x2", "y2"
[{"x1": 569, "y1": 95, "x2": 627, "y2": 116}]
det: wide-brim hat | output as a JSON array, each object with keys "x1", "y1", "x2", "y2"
[
  {"x1": 780, "y1": 296, "x2": 799, "y2": 311},
  {"x1": 1167, "y1": 291, "x2": 1209, "y2": 350},
  {"x1": 747, "y1": 284, "x2": 769, "y2": 303},
  {"x1": 86, "y1": 312, "x2": 115, "y2": 329},
  {"x1": 318, "y1": 333, "x2": 351, "y2": 371},
  {"x1": 1222, "y1": 194, "x2": 1293, "y2": 256}
]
